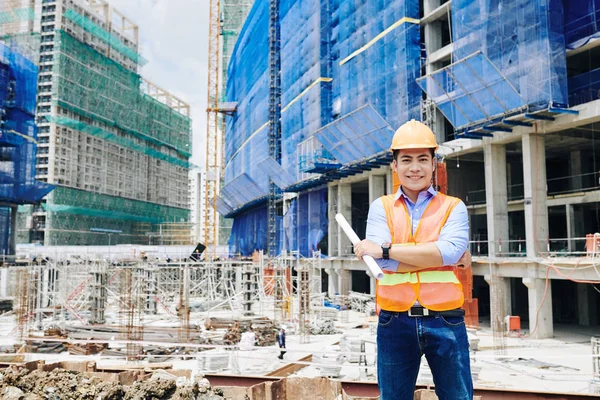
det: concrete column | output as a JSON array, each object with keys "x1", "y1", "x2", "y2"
[
  {"x1": 484, "y1": 273, "x2": 512, "y2": 321},
  {"x1": 325, "y1": 268, "x2": 339, "y2": 296},
  {"x1": 235, "y1": 265, "x2": 242, "y2": 293},
  {"x1": 366, "y1": 269, "x2": 377, "y2": 295},
  {"x1": 338, "y1": 268, "x2": 351, "y2": 296},
  {"x1": 484, "y1": 142, "x2": 509, "y2": 256},
  {"x1": 8, "y1": 206, "x2": 17, "y2": 256},
  {"x1": 386, "y1": 168, "x2": 393, "y2": 195},
  {"x1": 522, "y1": 133, "x2": 549, "y2": 258},
  {"x1": 570, "y1": 150, "x2": 583, "y2": 191},
  {"x1": 522, "y1": 277, "x2": 553, "y2": 339},
  {"x1": 566, "y1": 205, "x2": 574, "y2": 252},
  {"x1": 368, "y1": 174, "x2": 385, "y2": 204},
  {"x1": 338, "y1": 183, "x2": 352, "y2": 256},
  {"x1": 328, "y1": 185, "x2": 339, "y2": 256},
  {"x1": 0, "y1": 268, "x2": 7, "y2": 298},
  {"x1": 591, "y1": 287, "x2": 599, "y2": 326},
  {"x1": 577, "y1": 283, "x2": 591, "y2": 326}
]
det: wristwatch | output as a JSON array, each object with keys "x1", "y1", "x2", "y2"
[{"x1": 381, "y1": 242, "x2": 391, "y2": 260}]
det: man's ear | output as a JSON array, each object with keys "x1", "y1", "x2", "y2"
[{"x1": 391, "y1": 159, "x2": 397, "y2": 170}]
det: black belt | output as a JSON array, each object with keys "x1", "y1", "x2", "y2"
[{"x1": 397, "y1": 306, "x2": 465, "y2": 317}]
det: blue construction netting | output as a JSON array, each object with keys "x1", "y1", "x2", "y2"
[
  {"x1": 0, "y1": 43, "x2": 54, "y2": 254},
  {"x1": 564, "y1": 1, "x2": 600, "y2": 106},
  {"x1": 279, "y1": 0, "x2": 332, "y2": 183},
  {"x1": 428, "y1": 0, "x2": 568, "y2": 130},
  {"x1": 569, "y1": 67, "x2": 600, "y2": 106},
  {"x1": 563, "y1": 0, "x2": 600, "y2": 49},
  {"x1": 224, "y1": 0, "x2": 420, "y2": 256},
  {"x1": 224, "y1": 0, "x2": 270, "y2": 197},
  {"x1": 0, "y1": 43, "x2": 53, "y2": 204},
  {"x1": 228, "y1": 204, "x2": 283, "y2": 256},
  {"x1": 0, "y1": 208, "x2": 9, "y2": 255},
  {"x1": 330, "y1": 0, "x2": 421, "y2": 132},
  {"x1": 283, "y1": 187, "x2": 328, "y2": 257}
]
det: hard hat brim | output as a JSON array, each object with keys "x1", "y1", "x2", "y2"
[{"x1": 390, "y1": 144, "x2": 439, "y2": 151}]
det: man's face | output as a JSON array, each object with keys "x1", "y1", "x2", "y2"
[{"x1": 392, "y1": 148, "x2": 435, "y2": 193}]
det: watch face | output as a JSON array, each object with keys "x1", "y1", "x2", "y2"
[{"x1": 382, "y1": 242, "x2": 391, "y2": 249}]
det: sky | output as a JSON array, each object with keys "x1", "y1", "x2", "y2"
[{"x1": 108, "y1": 0, "x2": 210, "y2": 169}]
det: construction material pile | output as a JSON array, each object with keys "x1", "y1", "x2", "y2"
[
  {"x1": 309, "y1": 319, "x2": 339, "y2": 335},
  {"x1": 0, "y1": 366, "x2": 226, "y2": 399},
  {"x1": 206, "y1": 317, "x2": 277, "y2": 347}
]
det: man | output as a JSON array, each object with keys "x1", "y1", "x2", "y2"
[
  {"x1": 354, "y1": 120, "x2": 473, "y2": 400},
  {"x1": 276, "y1": 325, "x2": 286, "y2": 359}
]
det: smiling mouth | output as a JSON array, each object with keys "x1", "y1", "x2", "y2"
[{"x1": 407, "y1": 176, "x2": 422, "y2": 180}]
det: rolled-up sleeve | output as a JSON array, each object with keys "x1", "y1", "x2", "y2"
[
  {"x1": 435, "y1": 200, "x2": 469, "y2": 266},
  {"x1": 366, "y1": 198, "x2": 400, "y2": 272}
]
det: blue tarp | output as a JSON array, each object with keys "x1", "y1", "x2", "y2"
[
  {"x1": 450, "y1": 0, "x2": 568, "y2": 116},
  {"x1": 224, "y1": 0, "x2": 419, "y2": 256},
  {"x1": 0, "y1": 43, "x2": 55, "y2": 254},
  {"x1": 563, "y1": 0, "x2": 600, "y2": 48}
]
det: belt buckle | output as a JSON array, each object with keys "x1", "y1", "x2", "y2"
[{"x1": 408, "y1": 307, "x2": 429, "y2": 317}]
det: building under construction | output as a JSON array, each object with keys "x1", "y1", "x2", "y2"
[
  {"x1": 218, "y1": 0, "x2": 600, "y2": 339},
  {"x1": 0, "y1": 0, "x2": 599, "y2": 398},
  {"x1": 1, "y1": 0, "x2": 193, "y2": 247}
]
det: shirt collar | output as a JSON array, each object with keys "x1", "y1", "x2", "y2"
[{"x1": 394, "y1": 184, "x2": 438, "y2": 202}]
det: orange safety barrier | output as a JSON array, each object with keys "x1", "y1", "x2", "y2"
[
  {"x1": 434, "y1": 160, "x2": 448, "y2": 194},
  {"x1": 463, "y1": 298, "x2": 479, "y2": 328},
  {"x1": 586, "y1": 233, "x2": 600, "y2": 256},
  {"x1": 457, "y1": 266, "x2": 479, "y2": 328},
  {"x1": 507, "y1": 315, "x2": 521, "y2": 332}
]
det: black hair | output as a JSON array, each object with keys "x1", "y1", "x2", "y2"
[{"x1": 393, "y1": 148, "x2": 435, "y2": 162}]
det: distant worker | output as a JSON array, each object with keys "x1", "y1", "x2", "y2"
[
  {"x1": 276, "y1": 325, "x2": 286, "y2": 359},
  {"x1": 353, "y1": 120, "x2": 473, "y2": 400}
]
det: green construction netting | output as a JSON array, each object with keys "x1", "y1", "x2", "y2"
[
  {"x1": 46, "y1": 186, "x2": 189, "y2": 224},
  {"x1": 63, "y1": 8, "x2": 147, "y2": 66},
  {"x1": 53, "y1": 30, "x2": 191, "y2": 156},
  {"x1": 45, "y1": 211, "x2": 151, "y2": 246},
  {"x1": 47, "y1": 115, "x2": 191, "y2": 168},
  {"x1": 0, "y1": 8, "x2": 35, "y2": 24}
]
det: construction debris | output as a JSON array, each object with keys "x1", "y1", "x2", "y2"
[
  {"x1": 209, "y1": 317, "x2": 278, "y2": 347},
  {"x1": 0, "y1": 366, "x2": 227, "y2": 400}
]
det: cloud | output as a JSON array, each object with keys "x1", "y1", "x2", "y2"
[{"x1": 107, "y1": 0, "x2": 209, "y2": 168}]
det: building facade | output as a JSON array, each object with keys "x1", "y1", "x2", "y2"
[
  {"x1": 2, "y1": 0, "x2": 192, "y2": 246},
  {"x1": 223, "y1": 0, "x2": 600, "y2": 337}
]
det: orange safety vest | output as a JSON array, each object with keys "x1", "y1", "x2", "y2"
[{"x1": 376, "y1": 192, "x2": 464, "y2": 312}]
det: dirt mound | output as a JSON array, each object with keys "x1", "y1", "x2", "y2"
[{"x1": 0, "y1": 366, "x2": 226, "y2": 400}]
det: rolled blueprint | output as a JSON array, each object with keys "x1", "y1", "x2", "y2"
[{"x1": 335, "y1": 213, "x2": 384, "y2": 280}]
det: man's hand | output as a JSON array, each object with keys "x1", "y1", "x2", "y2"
[
  {"x1": 353, "y1": 239, "x2": 382, "y2": 260},
  {"x1": 456, "y1": 250, "x2": 471, "y2": 269}
]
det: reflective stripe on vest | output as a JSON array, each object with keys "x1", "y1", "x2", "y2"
[{"x1": 375, "y1": 192, "x2": 464, "y2": 312}]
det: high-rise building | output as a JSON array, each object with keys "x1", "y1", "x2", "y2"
[
  {"x1": 223, "y1": 0, "x2": 600, "y2": 335},
  {"x1": 2, "y1": 0, "x2": 192, "y2": 245}
]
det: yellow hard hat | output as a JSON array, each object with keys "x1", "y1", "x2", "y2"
[{"x1": 390, "y1": 119, "x2": 438, "y2": 151}]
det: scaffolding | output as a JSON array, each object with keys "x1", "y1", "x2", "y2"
[
  {"x1": 12, "y1": 0, "x2": 194, "y2": 247},
  {"x1": 296, "y1": 253, "x2": 310, "y2": 343}
]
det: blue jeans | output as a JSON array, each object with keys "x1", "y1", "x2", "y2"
[{"x1": 377, "y1": 310, "x2": 473, "y2": 400}]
